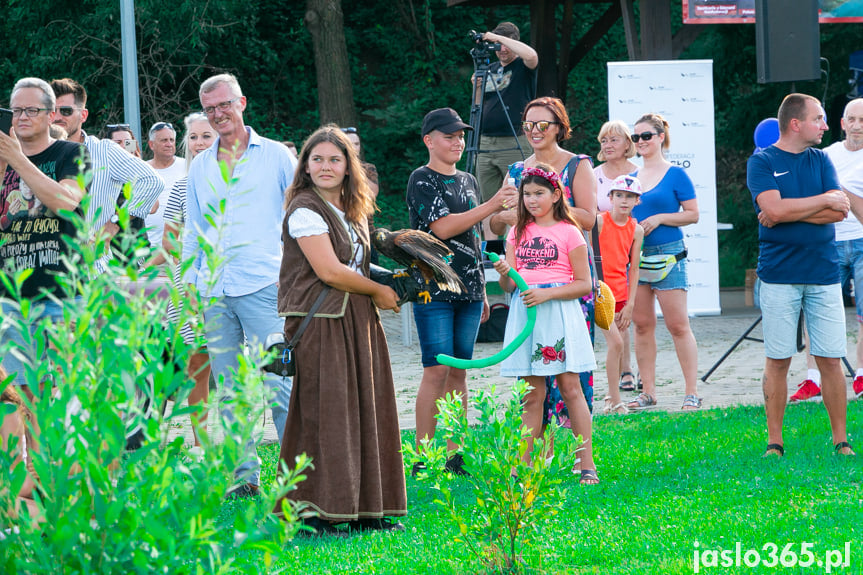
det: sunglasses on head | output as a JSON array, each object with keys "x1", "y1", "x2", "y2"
[
  {"x1": 522, "y1": 120, "x2": 559, "y2": 133},
  {"x1": 106, "y1": 123, "x2": 131, "y2": 131},
  {"x1": 631, "y1": 131, "x2": 659, "y2": 143},
  {"x1": 341, "y1": 127, "x2": 358, "y2": 134},
  {"x1": 151, "y1": 122, "x2": 173, "y2": 132},
  {"x1": 55, "y1": 106, "x2": 80, "y2": 117}
]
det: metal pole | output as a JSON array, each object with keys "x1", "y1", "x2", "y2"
[{"x1": 120, "y1": 0, "x2": 141, "y2": 142}]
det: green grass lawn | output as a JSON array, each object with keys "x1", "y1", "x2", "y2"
[{"x1": 235, "y1": 402, "x2": 862, "y2": 574}]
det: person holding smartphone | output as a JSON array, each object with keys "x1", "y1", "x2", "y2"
[
  {"x1": 0, "y1": 77, "x2": 92, "y2": 399},
  {"x1": 105, "y1": 124, "x2": 142, "y2": 158},
  {"x1": 0, "y1": 108, "x2": 12, "y2": 136}
]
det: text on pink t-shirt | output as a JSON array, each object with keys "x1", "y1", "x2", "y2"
[{"x1": 507, "y1": 221, "x2": 585, "y2": 285}]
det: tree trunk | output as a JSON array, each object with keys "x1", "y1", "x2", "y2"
[{"x1": 305, "y1": 0, "x2": 356, "y2": 127}]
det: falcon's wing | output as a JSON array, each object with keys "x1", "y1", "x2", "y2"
[{"x1": 393, "y1": 230, "x2": 466, "y2": 294}]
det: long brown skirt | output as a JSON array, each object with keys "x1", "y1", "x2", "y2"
[{"x1": 274, "y1": 293, "x2": 407, "y2": 521}]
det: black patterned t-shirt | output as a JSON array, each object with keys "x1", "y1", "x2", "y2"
[
  {"x1": 0, "y1": 140, "x2": 89, "y2": 298},
  {"x1": 405, "y1": 166, "x2": 484, "y2": 302}
]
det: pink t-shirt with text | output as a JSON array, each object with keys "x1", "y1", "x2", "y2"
[{"x1": 507, "y1": 220, "x2": 585, "y2": 285}]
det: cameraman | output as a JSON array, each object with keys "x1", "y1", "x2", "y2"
[{"x1": 474, "y1": 22, "x2": 537, "y2": 234}]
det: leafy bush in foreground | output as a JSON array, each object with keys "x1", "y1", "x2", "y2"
[
  {"x1": 404, "y1": 380, "x2": 574, "y2": 574},
  {"x1": 0, "y1": 173, "x2": 308, "y2": 573}
]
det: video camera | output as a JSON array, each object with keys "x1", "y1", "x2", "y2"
[{"x1": 469, "y1": 30, "x2": 501, "y2": 59}]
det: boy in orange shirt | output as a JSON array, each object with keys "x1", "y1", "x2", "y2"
[{"x1": 597, "y1": 175, "x2": 644, "y2": 413}]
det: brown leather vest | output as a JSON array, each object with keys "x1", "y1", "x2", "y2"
[{"x1": 278, "y1": 189, "x2": 370, "y2": 318}]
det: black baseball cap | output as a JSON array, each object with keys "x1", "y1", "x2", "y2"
[{"x1": 421, "y1": 108, "x2": 473, "y2": 137}]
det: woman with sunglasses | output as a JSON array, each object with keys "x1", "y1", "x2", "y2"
[
  {"x1": 626, "y1": 113, "x2": 701, "y2": 411},
  {"x1": 491, "y1": 97, "x2": 596, "y2": 231},
  {"x1": 490, "y1": 96, "x2": 598, "y2": 473}
]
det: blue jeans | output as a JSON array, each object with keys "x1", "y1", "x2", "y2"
[
  {"x1": 413, "y1": 300, "x2": 484, "y2": 367},
  {"x1": 204, "y1": 283, "x2": 291, "y2": 485},
  {"x1": 837, "y1": 237, "x2": 863, "y2": 323},
  {"x1": 0, "y1": 298, "x2": 72, "y2": 386}
]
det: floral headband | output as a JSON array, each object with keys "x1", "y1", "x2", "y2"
[
  {"x1": 522, "y1": 166, "x2": 569, "y2": 200},
  {"x1": 522, "y1": 166, "x2": 561, "y2": 185}
]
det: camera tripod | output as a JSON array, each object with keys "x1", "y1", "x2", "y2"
[
  {"x1": 701, "y1": 310, "x2": 854, "y2": 383},
  {"x1": 464, "y1": 33, "x2": 527, "y2": 177}
]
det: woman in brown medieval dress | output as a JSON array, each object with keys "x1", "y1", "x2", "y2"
[{"x1": 274, "y1": 125, "x2": 406, "y2": 535}]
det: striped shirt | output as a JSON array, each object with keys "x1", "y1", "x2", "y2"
[
  {"x1": 164, "y1": 176, "x2": 198, "y2": 345},
  {"x1": 82, "y1": 132, "x2": 163, "y2": 230}
]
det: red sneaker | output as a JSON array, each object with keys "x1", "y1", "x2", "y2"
[
  {"x1": 789, "y1": 379, "x2": 821, "y2": 403},
  {"x1": 853, "y1": 376, "x2": 863, "y2": 398}
]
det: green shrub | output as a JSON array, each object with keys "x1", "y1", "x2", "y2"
[
  {"x1": 403, "y1": 380, "x2": 573, "y2": 574},
  {"x1": 0, "y1": 169, "x2": 309, "y2": 573}
]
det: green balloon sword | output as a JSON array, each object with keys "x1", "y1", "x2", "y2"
[{"x1": 435, "y1": 251, "x2": 536, "y2": 369}]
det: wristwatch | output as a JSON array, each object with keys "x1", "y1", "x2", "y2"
[{"x1": 110, "y1": 214, "x2": 119, "y2": 224}]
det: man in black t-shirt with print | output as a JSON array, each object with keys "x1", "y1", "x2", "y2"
[
  {"x1": 476, "y1": 23, "x2": 537, "y2": 215},
  {"x1": 0, "y1": 77, "x2": 90, "y2": 395},
  {"x1": 406, "y1": 107, "x2": 518, "y2": 475}
]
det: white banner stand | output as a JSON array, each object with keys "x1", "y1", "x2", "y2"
[{"x1": 607, "y1": 60, "x2": 721, "y2": 315}]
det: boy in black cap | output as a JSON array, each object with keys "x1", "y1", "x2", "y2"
[{"x1": 406, "y1": 107, "x2": 518, "y2": 474}]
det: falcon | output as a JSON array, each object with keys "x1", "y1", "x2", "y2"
[{"x1": 371, "y1": 228, "x2": 466, "y2": 304}]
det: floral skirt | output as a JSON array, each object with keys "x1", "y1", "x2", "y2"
[{"x1": 500, "y1": 284, "x2": 596, "y2": 377}]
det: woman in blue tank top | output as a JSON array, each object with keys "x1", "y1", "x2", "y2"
[{"x1": 627, "y1": 113, "x2": 701, "y2": 411}]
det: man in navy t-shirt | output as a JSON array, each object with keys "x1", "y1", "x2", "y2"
[{"x1": 747, "y1": 93, "x2": 854, "y2": 457}]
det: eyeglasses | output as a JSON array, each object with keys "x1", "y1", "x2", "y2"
[
  {"x1": 631, "y1": 132, "x2": 659, "y2": 143},
  {"x1": 522, "y1": 121, "x2": 559, "y2": 133},
  {"x1": 342, "y1": 127, "x2": 358, "y2": 134},
  {"x1": 106, "y1": 123, "x2": 131, "y2": 132},
  {"x1": 11, "y1": 107, "x2": 50, "y2": 118},
  {"x1": 150, "y1": 122, "x2": 173, "y2": 132},
  {"x1": 55, "y1": 106, "x2": 82, "y2": 117},
  {"x1": 202, "y1": 98, "x2": 240, "y2": 116}
]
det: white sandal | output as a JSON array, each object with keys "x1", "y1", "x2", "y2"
[{"x1": 602, "y1": 395, "x2": 630, "y2": 415}]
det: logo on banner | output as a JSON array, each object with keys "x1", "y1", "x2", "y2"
[
  {"x1": 617, "y1": 98, "x2": 641, "y2": 105},
  {"x1": 649, "y1": 84, "x2": 672, "y2": 91},
  {"x1": 681, "y1": 96, "x2": 706, "y2": 103},
  {"x1": 616, "y1": 73, "x2": 641, "y2": 79},
  {"x1": 684, "y1": 231, "x2": 710, "y2": 240},
  {"x1": 680, "y1": 72, "x2": 705, "y2": 78},
  {"x1": 682, "y1": 121, "x2": 707, "y2": 128},
  {"x1": 669, "y1": 153, "x2": 695, "y2": 170}
]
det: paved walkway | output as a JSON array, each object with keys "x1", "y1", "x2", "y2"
[{"x1": 168, "y1": 289, "x2": 862, "y2": 446}]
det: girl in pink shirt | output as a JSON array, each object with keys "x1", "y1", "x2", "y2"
[{"x1": 493, "y1": 164, "x2": 599, "y2": 484}]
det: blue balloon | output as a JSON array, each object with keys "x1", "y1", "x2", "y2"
[{"x1": 753, "y1": 118, "x2": 780, "y2": 150}]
